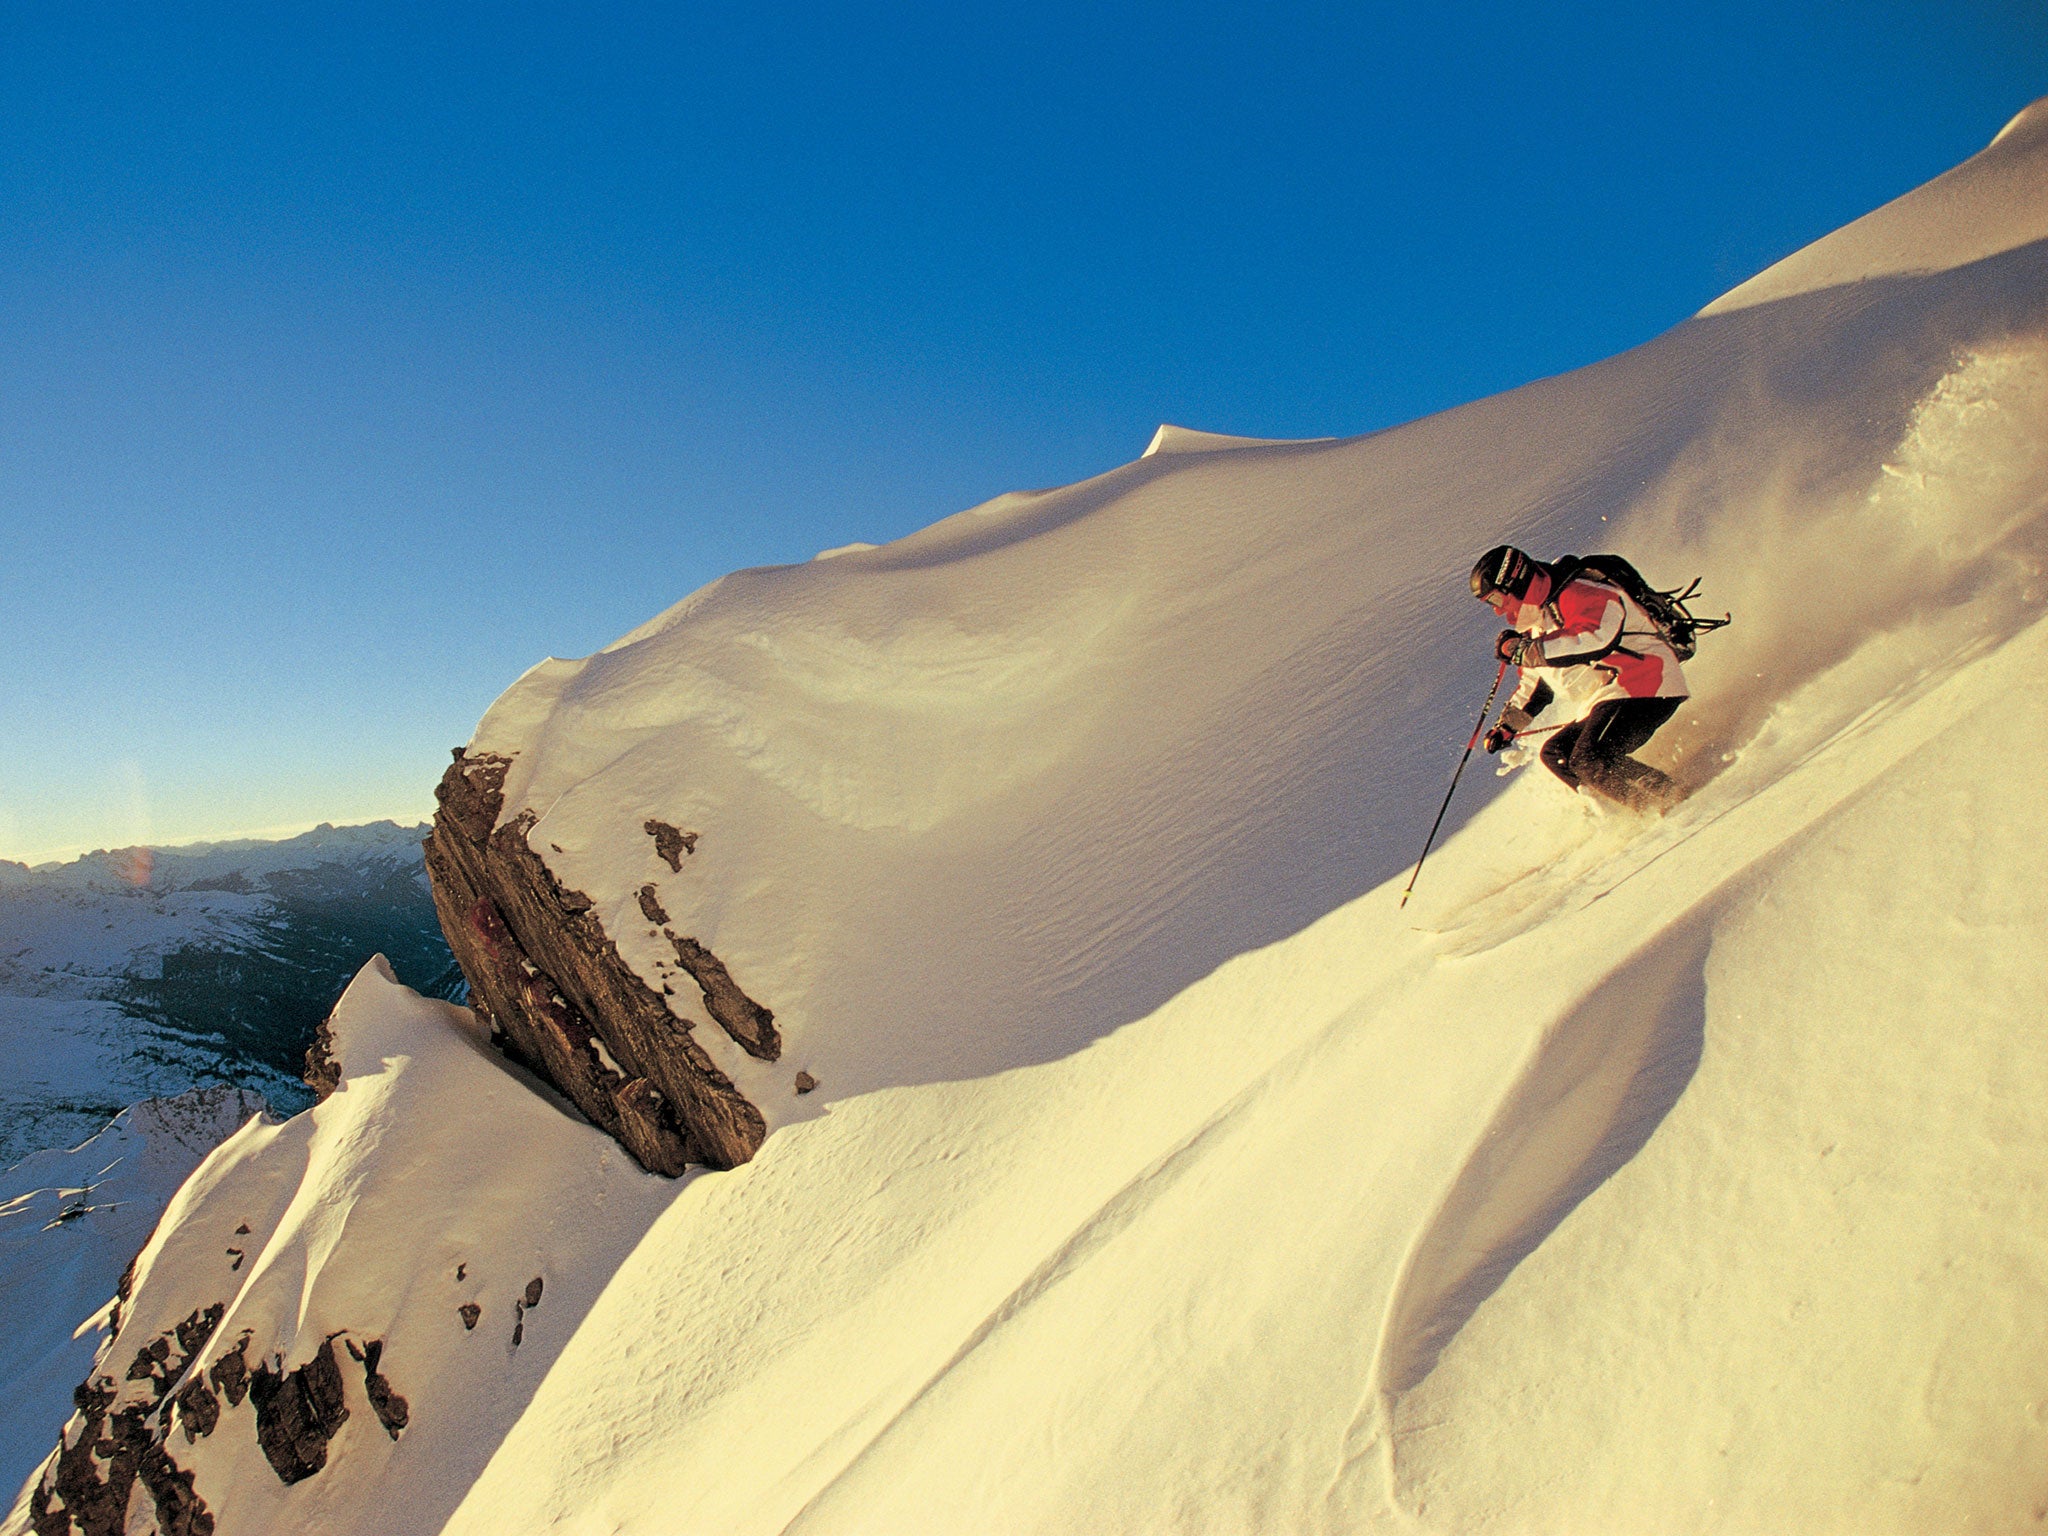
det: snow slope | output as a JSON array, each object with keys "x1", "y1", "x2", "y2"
[
  {"x1": 12, "y1": 102, "x2": 2048, "y2": 1533},
  {"x1": 1703, "y1": 97, "x2": 2048, "y2": 314},
  {"x1": 458, "y1": 94, "x2": 2048, "y2": 1144},
  {"x1": 449, "y1": 609, "x2": 2048, "y2": 1535},
  {"x1": 7, "y1": 960, "x2": 674, "y2": 1534}
]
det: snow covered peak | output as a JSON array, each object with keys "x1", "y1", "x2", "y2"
[
  {"x1": 1700, "y1": 93, "x2": 2048, "y2": 315},
  {"x1": 7, "y1": 960, "x2": 674, "y2": 1536},
  {"x1": 451, "y1": 120, "x2": 2048, "y2": 1162},
  {"x1": 438, "y1": 165, "x2": 2048, "y2": 1517},
  {"x1": 21, "y1": 820, "x2": 430, "y2": 894},
  {"x1": 1140, "y1": 423, "x2": 1331, "y2": 457}
]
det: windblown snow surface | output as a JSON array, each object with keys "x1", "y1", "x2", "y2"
[{"x1": 13, "y1": 102, "x2": 2048, "y2": 1535}]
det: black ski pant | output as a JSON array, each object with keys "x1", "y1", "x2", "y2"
[{"x1": 1540, "y1": 697, "x2": 1681, "y2": 810}]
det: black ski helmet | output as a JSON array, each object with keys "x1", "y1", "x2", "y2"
[{"x1": 1470, "y1": 544, "x2": 1537, "y2": 601}]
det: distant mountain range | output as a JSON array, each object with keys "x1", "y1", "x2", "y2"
[{"x1": 0, "y1": 820, "x2": 460, "y2": 1169}]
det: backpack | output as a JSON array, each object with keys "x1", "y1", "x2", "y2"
[{"x1": 1545, "y1": 553, "x2": 1730, "y2": 662}]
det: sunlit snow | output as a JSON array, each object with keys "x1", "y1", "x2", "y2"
[{"x1": 10, "y1": 98, "x2": 2048, "y2": 1536}]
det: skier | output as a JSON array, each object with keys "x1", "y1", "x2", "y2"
[{"x1": 1468, "y1": 544, "x2": 1686, "y2": 812}]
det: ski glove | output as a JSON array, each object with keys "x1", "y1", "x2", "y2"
[
  {"x1": 1495, "y1": 629, "x2": 1542, "y2": 666},
  {"x1": 1484, "y1": 705, "x2": 1534, "y2": 754}
]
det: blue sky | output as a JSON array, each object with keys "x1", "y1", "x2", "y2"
[{"x1": 1, "y1": 1, "x2": 2041, "y2": 863}]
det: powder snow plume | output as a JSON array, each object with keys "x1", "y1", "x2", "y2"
[{"x1": 1624, "y1": 337, "x2": 2048, "y2": 781}]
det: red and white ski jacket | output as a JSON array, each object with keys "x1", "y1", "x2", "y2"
[{"x1": 1504, "y1": 573, "x2": 1689, "y2": 722}]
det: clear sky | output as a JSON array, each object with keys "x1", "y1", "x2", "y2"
[{"x1": 1, "y1": 1, "x2": 2041, "y2": 865}]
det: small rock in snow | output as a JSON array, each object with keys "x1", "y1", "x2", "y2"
[{"x1": 643, "y1": 820, "x2": 698, "y2": 871}]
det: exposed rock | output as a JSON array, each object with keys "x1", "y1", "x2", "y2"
[
  {"x1": 458, "y1": 1303, "x2": 481, "y2": 1331},
  {"x1": 173, "y1": 1374, "x2": 219, "y2": 1443},
  {"x1": 303, "y1": 1005, "x2": 342, "y2": 1100},
  {"x1": 127, "y1": 1419, "x2": 213, "y2": 1536},
  {"x1": 22, "y1": 1136, "x2": 417, "y2": 1524},
  {"x1": 249, "y1": 1338, "x2": 350, "y2": 1485},
  {"x1": 32, "y1": 1378, "x2": 124, "y2": 1536},
  {"x1": 345, "y1": 1338, "x2": 409, "y2": 1439},
  {"x1": 794, "y1": 1071, "x2": 818, "y2": 1095},
  {"x1": 121, "y1": 1306, "x2": 220, "y2": 1409},
  {"x1": 423, "y1": 750, "x2": 773, "y2": 1174},
  {"x1": 662, "y1": 931, "x2": 780, "y2": 1060},
  {"x1": 643, "y1": 819, "x2": 697, "y2": 870},
  {"x1": 208, "y1": 1333, "x2": 253, "y2": 1406},
  {"x1": 31, "y1": 1307, "x2": 403, "y2": 1526},
  {"x1": 511, "y1": 1276, "x2": 545, "y2": 1349},
  {"x1": 175, "y1": 1305, "x2": 224, "y2": 1364},
  {"x1": 126, "y1": 1336, "x2": 171, "y2": 1386},
  {"x1": 30, "y1": 1373, "x2": 216, "y2": 1536},
  {"x1": 637, "y1": 883, "x2": 670, "y2": 926},
  {"x1": 611, "y1": 1067, "x2": 690, "y2": 1171}
]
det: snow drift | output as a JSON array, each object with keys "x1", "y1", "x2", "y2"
[{"x1": 12, "y1": 99, "x2": 2048, "y2": 1535}]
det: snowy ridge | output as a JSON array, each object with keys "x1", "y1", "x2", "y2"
[
  {"x1": 432, "y1": 607, "x2": 2045, "y2": 1535},
  {"x1": 11, "y1": 103, "x2": 2048, "y2": 1534},
  {"x1": 7, "y1": 961, "x2": 673, "y2": 1535},
  {"x1": 1140, "y1": 422, "x2": 1333, "y2": 457},
  {"x1": 454, "y1": 99, "x2": 2048, "y2": 1148},
  {"x1": 1701, "y1": 95, "x2": 2048, "y2": 314}
]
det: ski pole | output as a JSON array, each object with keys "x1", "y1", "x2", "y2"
[{"x1": 1399, "y1": 659, "x2": 1509, "y2": 909}]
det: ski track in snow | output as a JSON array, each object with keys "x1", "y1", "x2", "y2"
[{"x1": 1381, "y1": 605, "x2": 2048, "y2": 1393}]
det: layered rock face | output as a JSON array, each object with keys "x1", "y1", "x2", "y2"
[{"x1": 422, "y1": 750, "x2": 777, "y2": 1174}]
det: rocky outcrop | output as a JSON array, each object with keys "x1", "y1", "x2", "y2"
[
  {"x1": 423, "y1": 750, "x2": 776, "y2": 1174},
  {"x1": 206, "y1": 1333, "x2": 252, "y2": 1408},
  {"x1": 28, "y1": 1377, "x2": 216, "y2": 1536},
  {"x1": 28, "y1": 1309, "x2": 230, "y2": 1536},
  {"x1": 27, "y1": 1300, "x2": 413, "y2": 1529},
  {"x1": 249, "y1": 1339, "x2": 350, "y2": 1484},
  {"x1": 643, "y1": 819, "x2": 697, "y2": 871},
  {"x1": 303, "y1": 1009, "x2": 341, "y2": 1100},
  {"x1": 348, "y1": 1338, "x2": 409, "y2": 1438}
]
